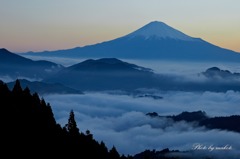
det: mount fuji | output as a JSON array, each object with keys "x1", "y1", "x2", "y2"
[{"x1": 23, "y1": 21, "x2": 240, "y2": 62}]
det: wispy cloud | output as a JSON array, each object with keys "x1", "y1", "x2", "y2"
[{"x1": 0, "y1": 75, "x2": 15, "y2": 83}]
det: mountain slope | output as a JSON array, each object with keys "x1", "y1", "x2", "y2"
[
  {"x1": 43, "y1": 58, "x2": 158, "y2": 91},
  {"x1": 0, "y1": 48, "x2": 64, "y2": 79},
  {"x1": 22, "y1": 21, "x2": 240, "y2": 62}
]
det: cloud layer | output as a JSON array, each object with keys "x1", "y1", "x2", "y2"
[{"x1": 43, "y1": 91, "x2": 240, "y2": 156}]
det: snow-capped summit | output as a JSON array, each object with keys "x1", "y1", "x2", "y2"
[{"x1": 126, "y1": 21, "x2": 196, "y2": 41}]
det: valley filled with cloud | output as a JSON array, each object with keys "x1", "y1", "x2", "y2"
[{"x1": 43, "y1": 90, "x2": 240, "y2": 156}]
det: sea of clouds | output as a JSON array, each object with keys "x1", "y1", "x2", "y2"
[{"x1": 42, "y1": 91, "x2": 240, "y2": 156}]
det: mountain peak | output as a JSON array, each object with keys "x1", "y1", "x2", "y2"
[
  {"x1": 69, "y1": 58, "x2": 153, "y2": 73},
  {"x1": 0, "y1": 48, "x2": 11, "y2": 54},
  {"x1": 125, "y1": 21, "x2": 196, "y2": 41}
]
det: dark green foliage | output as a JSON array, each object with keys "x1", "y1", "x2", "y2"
[{"x1": 0, "y1": 79, "x2": 132, "y2": 158}]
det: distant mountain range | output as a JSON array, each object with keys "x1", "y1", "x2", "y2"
[
  {"x1": 1, "y1": 48, "x2": 240, "y2": 93},
  {"x1": 43, "y1": 58, "x2": 240, "y2": 92},
  {"x1": 22, "y1": 21, "x2": 240, "y2": 62},
  {"x1": 0, "y1": 48, "x2": 63, "y2": 79}
]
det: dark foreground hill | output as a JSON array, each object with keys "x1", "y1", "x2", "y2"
[{"x1": 0, "y1": 79, "x2": 130, "y2": 158}]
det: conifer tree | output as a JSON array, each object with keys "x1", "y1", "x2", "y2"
[
  {"x1": 109, "y1": 145, "x2": 120, "y2": 159},
  {"x1": 0, "y1": 80, "x2": 10, "y2": 95},
  {"x1": 12, "y1": 79, "x2": 22, "y2": 94},
  {"x1": 65, "y1": 109, "x2": 80, "y2": 136}
]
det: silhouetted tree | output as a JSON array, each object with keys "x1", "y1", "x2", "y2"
[
  {"x1": 99, "y1": 141, "x2": 109, "y2": 159},
  {"x1": 0, "y1": 80, "x2": 10, "y2": 96},
  {"x1": 109, "y1": 145, "x2": 120, "y2": 159},
  {"x1": 86, "y1": 129, "x2": 93, "y2": 140},
  {"x1": 65, "y1": 109, "x2": 80, "y2": 136},
  {"x1": 12, "y1": 79, "x2": 22, "y2": 94}
]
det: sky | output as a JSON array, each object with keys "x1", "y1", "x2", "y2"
[{"x1": 0, "y1": 0, "x2": 240, "y2": 53}]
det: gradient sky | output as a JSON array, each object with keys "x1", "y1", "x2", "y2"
[{"x1": 0, "y1": 0, "x2": 240, "y2": 53}]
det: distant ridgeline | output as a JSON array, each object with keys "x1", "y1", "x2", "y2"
[
  {"x1": 147, "y1": 111, "x2": 240, "y2": 133},
  {"x1": 0, "y1": 79, "x2": 130, "y2": 158}
]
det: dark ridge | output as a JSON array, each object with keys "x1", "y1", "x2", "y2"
[
  {"x1": 202, "y1": 67, "x2": 240, "y2": 79},
  {"x1": 0, "y1": 79, "x2": 131, "y2": 158},
  {"x1": 146, "y1": 111, "x2": 240, "y2": 133}
]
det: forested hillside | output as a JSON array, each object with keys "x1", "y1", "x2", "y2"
[{"x1": 0, "y1": 79, "x2": 132, "y2": 158}]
